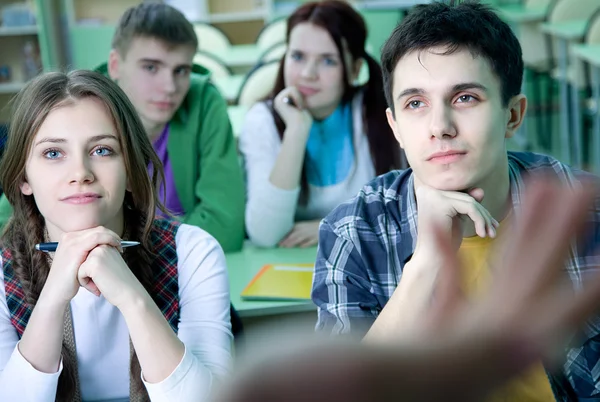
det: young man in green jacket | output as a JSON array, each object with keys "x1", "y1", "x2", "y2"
[{"x1": 0, "y1": 3, "x2": 245, "y2": 252}]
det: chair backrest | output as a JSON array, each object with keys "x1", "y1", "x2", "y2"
[
  {"x1": 585, "y1": 8, "x2": 600, "y2": 44},
  {"x1": 256, "y1": 18, "x2": 287, "y2": 51},
  {"x1": 193, "y1": 23, "x2": 231, "y2": 53},
  {"x1": 547, "y1": 0, "x2": 600, "y2": 23},
  {"x1": 510, "y1": 0, "x2": 552, "y2": 70},
  {"x1": 193, "y1": 51, "x2": 232, "y2": 79},
  {"x1": 524, "y1": 0, "x2": 551, "y2": 9},
  {"x1": 546, "y1": 0, "x2": 600, "y2": 83},
  {"x1": 236, "y1": 60, "x2": 281, "y2": 107},
  {"x1": 259, "y1": 42, "x2": 287, "y2": 63}
]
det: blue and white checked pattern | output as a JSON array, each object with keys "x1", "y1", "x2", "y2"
[{"x1": 311, "y1": 151, "x2": 600, "y2": 400}]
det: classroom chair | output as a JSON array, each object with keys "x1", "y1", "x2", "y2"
[
  {"x1": 236, "y1": 60, "x2": 280, "y2": 107},
  {"x1": 256, "y1": 17, "x2": 287, "y2": 51},
  {"x1": 193, "y1": 22, "x2": 232, "y2": 54},
  {"x1": 510, "y1": 0, "x2": 552, "y2": 151},
  {"x1": 546, "y1": 0, "x2": 600, "y2": 165},
  {"x1": 259, "y1": 42, "x2": 287, "y2": 63},
  {"x1": 578, "y1": 9, "x2": 600, "y2": 166},
  {"x1": 583, "y1": 9, "x2": 600, "y2": 109},
  {"x1": 193, "y1": 51, "x2": 233, "y2": 79}
]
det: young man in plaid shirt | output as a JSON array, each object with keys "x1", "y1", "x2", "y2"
[{"x1": 312, "y1": 1, "x2": 600, "y2": 400}]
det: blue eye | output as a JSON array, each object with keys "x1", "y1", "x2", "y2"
[
  {"x1": 93, "y1": 147, "x2": 113, "y2": 157},
  {"x1": 175, "y1": 67, "x2": 190, "y2": 77},
  {"x1": 407, "y1": 100, "x2": 425, "y2": 109},
  {"x1": 290, "y1": 52, "x2": 303, "y2": 61},
  {"x1": 43, "y1": 149, "x2": 62, "y2": 159},
  {"x1": 457, "y1": 95, "x2": 475, "y2": 103},
  {"x1": 323, "y1": 57, "x2": 337, "y2": 66},
  {"x1": 143, "y1": 64, "x2": 156, "y2": 73}
]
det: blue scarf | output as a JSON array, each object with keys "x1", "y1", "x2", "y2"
[{"x1": 305, "y1": 103, "x2": 354, "y2": 187}]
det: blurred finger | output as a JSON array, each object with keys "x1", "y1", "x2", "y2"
[
  {"x1": 494, "y1": 180, "x2": 595, "y2": 306},
  {"x1": 298, "y1": 236, "x2": 318, "y2": 248},
  {"x1": 287, "y1": 87, "x2": 306, "y2": 109},
  {"x1": 279, "y1": 229, "x2": 299, "y2": 248},
  {"x1": 553, "y1": 264, "x2": 600, "y2": 337},
  {"x1": 427, "y1": 224, "x2": 464, "y2": 327}
]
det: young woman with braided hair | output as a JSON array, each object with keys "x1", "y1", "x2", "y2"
[{"x1": 0, "y1": 70, "x2": 231, "y2": 402}]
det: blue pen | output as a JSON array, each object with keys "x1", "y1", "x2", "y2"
[{"x1": 35, "y1": 241, "x2": 140, "y2": 252}]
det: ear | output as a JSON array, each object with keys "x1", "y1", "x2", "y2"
[
  {"x1": 20, "y1": 180, "x2": 33, "y2": 196},
  {"x1": 386, "y1": 107, "x2": 404, "y2": 148},
  {"x1": 504, "y1": 94, "x2": 527, "y2": 139},
  {"x1": 108, "y1": 49, "x2": 121, "y2": 81}
]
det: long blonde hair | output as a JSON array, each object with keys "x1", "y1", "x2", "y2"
[{"x1": 0, "y1": 70, "x2": 166, "y2": 400}]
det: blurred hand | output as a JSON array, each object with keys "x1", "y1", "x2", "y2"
[
  {"x1": 216, "y1": 178, "x2": 600, "y2": 402},
  {"x1": 279, "y1": 220, "x2": 321, "y2": 248},
  {"x1": 274, "y1": 87, "x2": 313, "y2": 133}
]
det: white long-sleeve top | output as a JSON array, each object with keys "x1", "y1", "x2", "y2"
[
  {"x1": 239, "y1": 92, "x2": 375, "y2": 247},
  {"x1": 0, "y1": 224, "x2": 232, "y2": 402}
]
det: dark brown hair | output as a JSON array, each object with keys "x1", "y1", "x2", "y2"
[
  {"x1": 266, "y1": 0, "x2": 405, "y2": 198},
  {"x1": 381, "y1": 1, "x2": 523, "y2": 115},
  {"x1": 112, "y1": 2, "x2": 198, "y2": 56},
  {"x1": 0, "y1": 70, "x2": 166, "y2": 400}
]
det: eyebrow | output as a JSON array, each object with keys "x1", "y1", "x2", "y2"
[
  {"x1": 396, "y1": 82, "x2": 489, "y2": 101},
  {"x1": 34, "y1": 134, "x2": 119, "y2": 147},
  {"x1": 138, "y1": 58, "x2": 192, "y2": 70}
]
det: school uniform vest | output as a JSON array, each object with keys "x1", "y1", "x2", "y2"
[{"x1": 1, "y1": 219, "x2": 181, "y2": 401}]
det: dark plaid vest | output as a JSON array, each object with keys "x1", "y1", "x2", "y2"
[{"x1": 1, "y1": 219, "x2": 181, "y2": 338}]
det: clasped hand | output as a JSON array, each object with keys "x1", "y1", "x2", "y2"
[{"x1": 42, "y1": 226, "x2": 145, "y2": 310}]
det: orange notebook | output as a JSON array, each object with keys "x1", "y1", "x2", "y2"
[{"x1": 241, "y1": 264, "x2": 315, "y2": 301}]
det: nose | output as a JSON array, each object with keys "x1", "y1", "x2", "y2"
[
  {"x1": 161, "y1": 71, "x2": 176, "y2": 94},
  {"x1": 69, "y1": 155, "x2": 95, "y2": 185},
  {"x1": 300, "y1": 59, "x2": 318, "y2": 80},
  {"x1": 429, "y1": 104, "x2": 457, "y2": 139}
]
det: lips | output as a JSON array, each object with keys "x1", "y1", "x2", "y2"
[
  {"x1": 152, "y1": 101, "x2": 175, "y2": 110},
  {"x1": 61, "y1": 193, "x2": 101, "y2": 204},
  {"x1": 427, "y1": 151, "x2": 467, "y2": 164},
  {"x1": 297, "y1": 86, "x2": 319, "y2": 96}
]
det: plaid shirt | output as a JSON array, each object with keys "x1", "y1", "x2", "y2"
[
  {"x1": 312, "y1": 151, "x2": 600, "y2": 401},
  {"x1": 2, "y1": 219, "x2": 181, "y2": 337}
]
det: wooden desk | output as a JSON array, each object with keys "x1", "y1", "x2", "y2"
[
  {"x1": 540, "y1": 20, "x2": 588, "y2": 167},
  {"x1": 571, "y1": 44, "x2": 600, "y2": 174},
  {"x1": 226, "y1": 243, "x2": 318, "y2": 318}
]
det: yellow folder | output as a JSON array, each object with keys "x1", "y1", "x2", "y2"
[{"x1": 241, "y1": 264, "x2": 315, "y2": 301}]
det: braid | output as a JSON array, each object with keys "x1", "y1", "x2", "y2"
[
  {"x1": 122, "y1": 205, "x2": 156, "y2": 400},
  {"x1": 3, "y1": 199, "x2": 79, "y2": 401}
]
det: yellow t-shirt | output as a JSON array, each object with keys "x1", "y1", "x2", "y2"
[{"x1": 457, "y1": 219, "x2": 554, "y2": 402}]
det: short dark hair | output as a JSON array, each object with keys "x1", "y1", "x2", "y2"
[
  {"x1": 381, "y1": 1, "x2": 523, "y2": 114},
  {"x1": 112, "y1": 2, "x2": 198, "y2": 56}
]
